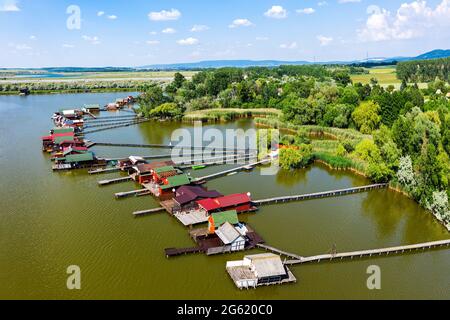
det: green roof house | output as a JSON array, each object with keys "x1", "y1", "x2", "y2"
[{"x1": 160, "y1": 174, "x2": 191, "y2": 190}]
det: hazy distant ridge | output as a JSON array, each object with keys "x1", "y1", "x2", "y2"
[{"x1": 138, "y1": 49, "x2": 450, "y2": 70}]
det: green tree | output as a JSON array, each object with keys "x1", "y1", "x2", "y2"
[
  {"x1": 149, "y1": 102, "x2": 185, "y2": 119},
  {"x1": 352, "y1": 101, "x2": 381, "y2": 134}
]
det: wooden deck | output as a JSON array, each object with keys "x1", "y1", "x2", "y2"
[
  {"x1": 253, "y1": 183, "x2": 389, "y2": 206},
  {"x1": 175, "y1": 210, "x2": 210, "y2": 226},
  {"x1": 283, "y1": 239, "x2": 450, "y2": 265},
  {"x1": 165, "y1": 229, "x2": 265, "y2": 258}
]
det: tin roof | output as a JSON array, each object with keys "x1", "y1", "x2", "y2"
[
  {"x1": 160, "y1": 174, "x2": 191, "y2": 190},
  {"x1": 197, "y1": 193, "x2": 251, "y2": 211},
  {"x1": 52, "y1": 127, "x2": 74, "y2": 134},
  {"x1": 215, "y1": 222, "x2": 243, "y2": 245},
  {"x1": 210, "y1": 210, "x2": 239, "y2": 227},
  {"x1": 154, "y1": 166, "x2": 176, "y2": 174},
  {"x1": 244, "y1": 253, "x2": 287, "y2": 278},
  {"x1": 174, "y1": 186, "x2": 222, "y2": 206},
  {"x1": 64, "y1": 152, "x2": 94, "y2": 163}
]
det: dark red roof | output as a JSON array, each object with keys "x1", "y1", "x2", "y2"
[
  {"x1": 196, "y1": 198, "x2": 220, "y2": 211},
  {"x1": 174, "y1": 186, "x2": 222, "y2": 206},
  {"x1": 216, "y1": 193, "x2": 251, "y2": 208},
  {"x1": 196, "y1": 193, "x2": 251, "y2": 211}
]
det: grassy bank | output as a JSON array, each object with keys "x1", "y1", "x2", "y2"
[
  {"x1": 254, "y1": 116, "x2": 370, "y2": 176},
  {"x1": 183, "y1": 108, "x2": 281, "y2": 122},
  {"x1": 0, "y1": 87, "x2": 140, "y2": 95}
]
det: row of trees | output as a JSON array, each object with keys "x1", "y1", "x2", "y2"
[{"x1": 0, "y1": 80, "x2": 156, "y2": 93}]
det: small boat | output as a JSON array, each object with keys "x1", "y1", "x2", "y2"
[
  {"x1": 192, "y1": 165, "x2": 206, "y2": 170},
  {"x1": 227, "y1": 171, "x2": 238, "y2": 176}
]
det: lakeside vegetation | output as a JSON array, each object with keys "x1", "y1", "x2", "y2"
[
  {"x1": 0, "y1": 80, "x2": 157, "y2": 95},
  {"x1": 136, "y1": 64, "x2": 450, "y2": 229}
]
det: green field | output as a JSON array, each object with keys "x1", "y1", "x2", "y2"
[
  {"x1": 350, "y1": 67, "x2": 399, "y2": 85},
  {"x1": 351, "y1": 67, "x2": 428, "y2": 89},
  {"x1": 0, "y1": 70, "x2": 197, "y2": 81}
]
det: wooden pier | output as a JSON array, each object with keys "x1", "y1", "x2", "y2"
[
  {"x1": 93, "y1": 142, "x2": 256, "y2": 152},
  {"x1": 256, "y1": 244, "x2": 304, "y2": 260},
  {"x1": 84, "y1": 116, "x2": 137, "y2": 123},
  {"x1": 253, "y1": 183, "x2": 389, "y2": 206},
  {"x1": 133, "y1": 207, "x2": 166, "y2": 216},
  {"x1": 82, "y1": 119, "x2": 150, "y2": 135},
  {"x1": 193, "y1": 159, "x2": 271, "y2": 182},
  {"x1": 115, "y1": 189, "x2": 149, "y2": 198},
  {"x1": 283, "y1": 239, "x2": 450, "y2": 265},
  {"x1": 89, "y1": 167, "x2": 121, "y2": 175},
  {"x1": 98, "y1": 176, "x2": 132, "y2": 186}
]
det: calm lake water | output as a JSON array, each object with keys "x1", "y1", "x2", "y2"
[{"x1": 0, "y1": 92, "x2": 449, "y2": 300}]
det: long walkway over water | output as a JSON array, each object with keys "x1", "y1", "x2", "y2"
[
  {"x1": 284, "y1": 239, "x2": 450, "y2": 265},
  {"x1": 253, "y1": 184, "x2": 389, "y2": 206},
  {"x1": 93, "y1": 142, "x2": 257, "y2": 152}
]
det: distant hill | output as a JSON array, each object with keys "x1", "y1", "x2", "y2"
[
  {"x1": 413, "y1": 49, "x2": 450, "y2": 60},
  {"x1": 2, "y1": 49, "x2": 449, "y2": 72},
  {"x1": 137, "y1": 60, "x2": 311, "y2": 70},
  {"x1": 138, "y1": 49, "x2": 450, "y2": 70}
]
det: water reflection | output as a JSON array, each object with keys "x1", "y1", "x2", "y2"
[{"x1": 275, "y1": 168, "x2": 310, "y2": 187}]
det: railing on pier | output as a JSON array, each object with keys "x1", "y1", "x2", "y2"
[
  {"x1": 284, "y1": 239, "x2": 450, "y2": 265},
  {"x1": 253, "y1": 183, "x2": 389, "y2": 206},
  {"x1": 93, "y1": 142, "x2": 257, "y2": 152},
  {"x1": 256, "y1": 244, "x2": 304, "y2": 260},
  {"x1": 194, "y1": 159, "x2": 271, "y2": 181}
]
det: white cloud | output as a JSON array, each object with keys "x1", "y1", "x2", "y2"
[
  {"x1": 146, "y1": 40, "x2": 160, "y2": 45},
  {"x1": 162, "y1": 28, "x2": 176, "y2": 34},
  {"x1": 256, "y1": 36, "x2": 269, "y2": 41},
  {"x1": 229, "y1": 18, "x2": 253, "y2": 28},
  {"x1": 97, "y1": 11, "x2": 105, "y2": 17},
  {"x1": 29, "y1": 35, "x2": 37, "y2": 40},
  {"x1": 0, "y1": 0, "x2": 20, "y2": 12},
  {"x1": 339, "y1": 0, "x2": 361, "y2": 3},
  {"x1": 107, "y1": 15, "x2": 117, "y2": 20},
  {"x1": 280, "y1": 41, "x2": 298, "y2": 49},
  {"x1": 317, "y1": 35, "x2": 333, "y2": 46},
  {"x1": 148, "y1": 9, "x2": 181, "y2": 21},
  {"x1": 82, "y1": 35, "x2": 100, "y2": 45},
  {"x1": 62, "y1": 44, "x2": 75, "y2": 48},
  {"x1": 358, "y1": 0, "x2": 450, "y2": 42},
  {"x1": 177, "y1": 37, "x2": 199, "y2": 45},
  {"x1": 297, "y1": 8, "x2": 316, "y2": 14},
  {"x1": 264, "y1": 5, "x2": 288, "y2": 19},
  {"x1": 191, "y1": 24, "x2": 209, "y2": 32},
  {"x1": 318, "y1": 1, "x2": 328, "y2": 6},
  {"x1": 149, "y1": 31, "x2": 158, "y2": 35}
]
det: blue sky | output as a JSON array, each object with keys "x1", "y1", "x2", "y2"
[{"x1": 0, "y1": 0, "x2": 449, "y2": 67}]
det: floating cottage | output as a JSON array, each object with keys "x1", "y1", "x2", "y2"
[
  {"x1": 226, "y1": 253, "x2": 297, "y2": 289},
  {"x1": 165, "y1": 209, "x2": 264, "y2": 257},
  {"x1": 173, "y1": 186, "x2": 222, "y2": 213},
  {"x1": 41, "y1": 130, "x2": 83, "y2": 152},
  {"x1": 196, "y1": 193, "x2": 257, "y2": 215},
  {"x1": 82, "y1": 104, "x2": 101, "y2": 113}
]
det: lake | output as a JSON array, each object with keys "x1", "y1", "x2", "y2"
[{"x1": 0, "y1": 92, "x2": 448, "y2": 300}]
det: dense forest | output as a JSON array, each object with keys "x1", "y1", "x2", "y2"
[
  {"x1": 137, "y1": 65, "x2": 450, "y2": 228},
  {"x1": 397, "y1": 57, "x2": 450, "y2": 83}
]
